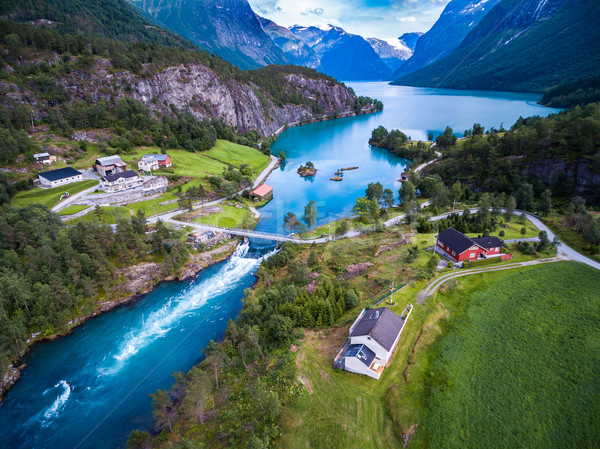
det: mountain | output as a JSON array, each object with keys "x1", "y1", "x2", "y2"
[
  {"x1": 128, "y1": 0, "x2": 288, "y2": 70},
  {"x1": 394, "y1": 0, "x2": 600, "y2": 93},
  {"x1": 289, "y1": 25, "x2": 392, "y2": 80},
  {"x1": 257, "y1": 16, "x2": 319, "y2": 68},
  {"x1": 392, "y1": 0, "x2": 502, "y2": 79},
  {"x1": 398, "y1": 32, "x2": 423, "y2": 51},
  {"x1": 365, "y1": 38, "x2": 412, "y2": 72}
]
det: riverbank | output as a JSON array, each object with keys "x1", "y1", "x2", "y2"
[{"x1": 0, "y1": 239, "x2": 240, "y2": 404}]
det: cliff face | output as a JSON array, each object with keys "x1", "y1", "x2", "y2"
[
  {"x1": 522, "y1": 158, "x2": 600, "y2": 201},
  {"x1": 2, "y1": 59, "x2": 357, "y2": 137}
]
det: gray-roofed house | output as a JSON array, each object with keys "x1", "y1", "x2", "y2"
[
  {"x1": 94, "y1": 155, "x2": 128, "y2": 176},
  {"x1": 34, "y1": 152, "x2": 57, "y2": 165},
  {"x1": 333, "y1": 306, "x2": 412, "y2": 379},
  {"x1": 99, "y1": 170, "x2": 143, "y2": 192},
  {"x1": 38, "y1": 167, "x2": 83, "y2": 188}
]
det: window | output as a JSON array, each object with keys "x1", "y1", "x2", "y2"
[{"x1": 470, "y1": 253, "x2": 475, "y2": 258}]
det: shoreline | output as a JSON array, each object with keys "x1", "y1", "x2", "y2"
[{"x1": 0, "y1": 239, "x2": 240, "y2": 403}]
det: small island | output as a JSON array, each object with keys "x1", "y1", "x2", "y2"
[
  {"x1": 298, "y1": 161, "x2": 317, "y2": 177},
  {"x1": 330, "y1": 176, "x2": 343, "y2": 181}
]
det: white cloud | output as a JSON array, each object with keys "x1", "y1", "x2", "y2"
[{"x1": 248, "y1": 0, "x2": 450, "y2": 39}]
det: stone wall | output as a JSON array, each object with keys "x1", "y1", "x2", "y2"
[{"x1": 75, "y1": 176, "x2": 168, "y2": 206}]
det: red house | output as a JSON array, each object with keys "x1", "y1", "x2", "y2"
[{"x1": 436, "y1": 227, "x2": 504, "y2": 263}]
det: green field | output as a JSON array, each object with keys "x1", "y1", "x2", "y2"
[
  {"x1": 410, "y1": 262, "x2": 600, "y2": 448},
  {"x1": 120, "y1": 140, "x2": 269, "y2": 178},
  {"x1": 58, "y1": 204, "x2": 90, "y2": 215},
  {"x1": 194, "y1": 203, "x2": 257, "y2": 229},
  {"x1": 66, "y1": 206, "x2": 131, "y2": 224},
  {"x1": 280, "y1": 262, "x2": 600, "y2": 449},
  {"x1": 11, "y1": 180, "x2": 98, "y2": 209}
]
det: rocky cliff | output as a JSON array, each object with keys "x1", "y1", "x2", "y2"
[{"x1": 1, "y1": 59, "x2": 358, "y2": 137}]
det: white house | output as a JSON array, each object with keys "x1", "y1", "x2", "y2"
[
  {"x1": 99, "y1": 170, "x2": 143, "y2": 192},
  {"x1": 333, "y1": 306, "x2": 411, "y2": 380},
  {"x1": 138, "y1": 155, "x2": 159, "y2": 172},
  {"x1": 34, "y1": 152, "x2": 57, "y2": 165},
  {"x1": 94, "y1": 155, "x2": 127, "y2": 176},
  {"x1": 38, "y1": 167, "x2": 83, "y2": 188}
]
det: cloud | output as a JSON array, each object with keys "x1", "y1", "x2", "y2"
[
  {"x1": 301, "y1": 7, "x2": 325, "y2": 16},
  {"x1": 397, "y1": 15, "x2": 418, "y2": 22}
]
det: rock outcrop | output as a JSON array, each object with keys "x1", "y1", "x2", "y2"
[{"x1": 3, "y1": 60, "x2": 358, "y2": 137}]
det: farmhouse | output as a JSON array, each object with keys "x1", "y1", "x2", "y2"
[
  {"x1": 435, "y1": 227, "x2": 505, "y2": 263},
  {"x1": 249, "y1": 184, "x2": 273, "y2": 202},
  {"x1": 94, "y1": 155, "x2": 128, "y2": 176},
  {"x1": 333, "y1": 306, "x2": 411, "y2": 380},
  {"x1": 34, "y1": 152, "x2": 57, "y2": 165},
  {"x1": 99, "y1": 170, "x2": 143, "y2": 192},
  {"x1": 138, "y1": 153, "x2": 171, "y2": 172},
  {"x1": 38, "y1": 167, "x2": 83, "y2": 188}
]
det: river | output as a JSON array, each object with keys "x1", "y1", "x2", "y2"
[{"x1": 0, "y1": 83, "x2": 560, "y2": 449}]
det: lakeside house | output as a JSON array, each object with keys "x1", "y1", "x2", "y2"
[
  {"x1": 38, "y1": 167, "x2": 83, "y2": 188},
  {"x1": 99, "y1": 170, "x2": 143, "y2": 192},
  {"x1": 33, "y1": 152, "x2": 57, "y2": 165},
  {"x1": 249, "y1": 184, "x2": 273, "y2": 202},
  {"x1": 138, "y1": 154, "x2": 171, "y2": 172},
  {"x1": 333, "y1": 306, "x2": 411, "y2": 380},
  {"x1": 435, "y1": 227, "x2": 508, "y2": 263},
  {"x1": 94, "y1": 155, "x2": 127, "y2": 176}
]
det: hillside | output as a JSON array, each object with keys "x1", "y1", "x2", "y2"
[
  {"x1": 394, "y1": 0, "x2": 600, "y2": 92},
  {"x1": 128, "y1": 0, "x2": 288, "y2": 69},
  {"x1": 426, "y1": 104, "x2": 600, "y2": 203},
  {"x1": 391, "y1": 0, "x2": 501, "y2": 79}
]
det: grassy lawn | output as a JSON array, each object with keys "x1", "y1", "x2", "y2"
[
  {"x1": 119, "y1": 140, "x2": 269, "y2": 179},
  {"x1": 58, "y1": 204, "x2": 90, "y2": 216},
  {"x1": 66, "y1": 206, "x2": 131, "y2": 224},
  {"x1": 280, "y1": 261, "x2": 600, "y2": 449},
  {"x1": 409, "y1": 262, "x2": 600, "y2": 448},
  {"x1": 542, "y1": 212, "x2": 600, "y2": 262},
  {"x1": 194, "y1": 203, "x2": 257, "y2": 229},
  {"x1": 11, "y1": 180, "x2": 98, "y2": 209}
]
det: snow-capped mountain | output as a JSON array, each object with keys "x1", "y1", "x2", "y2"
[
  {"x1": 398, "y1": 32, "x2": 423, "y2": 52},
  {"x1": 284, "y1": 24, "x2": 393, "y2": 80},
  {"x1": 257, "y1": 16, "x2": 319, "y2": 68},
  {"x1": 392, "y1": 0, "x2": 502, "y2": 79},
  {"x1": 366, "y1": 37, "x2": 413, "y2": 72}
]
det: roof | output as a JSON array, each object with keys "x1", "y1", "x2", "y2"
[
  {"x1": 344, "y1": 344, "x2": 376, "y2": 367},
  {"x1": 96, "y1": 155, "x2": 123, "y2": 166},
  {"x1": 34, "y1": 152, "x2": 50, "y2": 159},
  {"x1": 250, "y1": 184, "x2": 273, "y2": 197},
  {"x1": 144, "y1": 153, "x2": 169, "y2": 161},
  {"x1": 437, "y1": 227, "x2": 481, "y2": 254},
  {"x1": 472, "y1": 236, "x2": 503, "y2": 249},
  {"x1": 38, "y1": 167, "x2": 81, "y2": 181},
  {"x1": 349, "y1": 307, "x2": 404, "y2": 351},
  {"x1": 101, "y1": 170, "x2": 138, "y2": 183}
]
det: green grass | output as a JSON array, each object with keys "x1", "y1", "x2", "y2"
[
  {"x1": 66, "y1": 206, "x2": 131, "y2": 224},
  {"x1": 11, "y1": 180, "x2": 98, "y2": 209},
  {"x1": 120, "y1": 140, "x2": 269, "y2": 179},
  {"x1": 542, "y1": 212, "x2": 600, "y2": 263},
  {"x1": 194, "y1": 203, "x2": 256, "y2": 229},
  {"x1": 409, "y1": 262, "x2": 600, "y2": 449},
  {"x1": 58, "y1": 204, "x2": 90, "y2": 216},
  {"x1": 465, "y1": 217, "x2": 538, "y2": 240}
]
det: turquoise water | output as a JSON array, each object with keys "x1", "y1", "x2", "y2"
[
  {"x1": 256, "y1": 82, "x2": 560, "y2": 233},
  {"x1": 0, "y1": 83, "x2": 560, "y2": 449}
]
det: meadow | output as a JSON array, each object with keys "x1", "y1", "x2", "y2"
[
  {"x1": 11, "y1": 179, "x2": 97, "y2": 208},
  {"x1": 279, "y1": 261, "x2": 600, "y2": 449}
]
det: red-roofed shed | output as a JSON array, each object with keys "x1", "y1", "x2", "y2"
[{"x1": 249, "y1": 184, "x2": 273, "y2": 202}]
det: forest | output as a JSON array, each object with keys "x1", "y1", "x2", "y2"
[
  {"x1": 428, "y1": 104, "x2": 600, "y2": 204},
  {"x1": 0, "y1": 203, "x2": 189, "y2": 375},
  {"x1": 369, "y1": 126, "x2": 437, "y2": 164}
]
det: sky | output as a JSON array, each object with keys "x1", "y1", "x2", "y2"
[{"x1": 247, "y1": 0, "x2": 451, "y2": 40}]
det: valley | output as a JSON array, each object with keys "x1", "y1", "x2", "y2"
[{"x1": 0, "y1": 0, "x2": 599, "y2": 448}]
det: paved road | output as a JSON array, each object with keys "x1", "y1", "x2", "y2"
[
  {"x1": 52, "y1": 184, "x2": 98, "y2": 213},
  {"x1": 419, "y1": 256, "x2": 566, "y2": 302}
]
